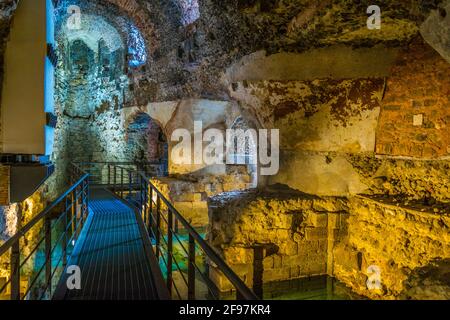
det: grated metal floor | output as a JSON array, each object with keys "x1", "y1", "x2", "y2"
[{"x1": 64, "y1": 188, "x2": 157, "y2": 300}]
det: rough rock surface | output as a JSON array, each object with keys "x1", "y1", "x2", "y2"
[{"x1": 208, "y1": 187, "x2": 449, "y2": 299}]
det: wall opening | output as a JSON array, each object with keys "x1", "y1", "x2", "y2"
[{"x1": 126, "y1": 113, "x2": 169, "y2": 175}]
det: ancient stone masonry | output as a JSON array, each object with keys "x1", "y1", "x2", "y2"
[
  {"x1": 152, "y1": 166, "x2": 252, "y2": 227},
  {"x1": 208, "y1": 188, "x2": 450, "y2": 299},
  {"x1": 376, "y1": 38, "x2": 450, "y2": 159},
  {"x1": 0, "y1": 0, "x2": 449, "y2": 301},
  {"x1": 208, "y1": 187, "x2": 350, "y2": 290},
  {"x1": 333, "y1": 195, "x2": 450, "y2": 300}
]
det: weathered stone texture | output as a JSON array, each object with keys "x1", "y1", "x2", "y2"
[
  {"x1": 333, "y1": 195, "x2": 450, "y2": 300},
  {"x1": 376, "y1": 38, "x2": 450, "y2": 159},
  {"x1": 208, "y1": 187, "x2": 349, "y2": 289},
  {"x1": 209, "y1": 189, "x2": 449, "y2": 299},
  {"x1": 151, "y1": 166, "x2": 252, "y2": 227}
]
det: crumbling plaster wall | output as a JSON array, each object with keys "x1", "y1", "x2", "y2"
[
  {"x1": 122, "y1": 98, "x2": 254, "y2": 175},
  {"x1": 224, "y1": 38, "x2": 450, "y2": 199}
]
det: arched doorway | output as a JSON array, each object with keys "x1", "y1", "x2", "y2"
[{"x1": 126, "y1": 113, "x2": 168, "y2": 176}]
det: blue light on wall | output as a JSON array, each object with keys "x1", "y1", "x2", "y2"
[
  {"x1": 46, "y1": 0, "x2": 55, "y2": 45},
  {"x1": 128, "y1": 24, "x2": 147, "y2": 68},
  {"x1": 44, "y1": 57, "x2": 55, "y2": 114},
  {"x1": 45, "y1": 125, "x2": 55, "y2": 156}
]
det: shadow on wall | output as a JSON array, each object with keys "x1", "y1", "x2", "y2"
[{"x1": 401, "y1": 258, "x2": 450, "y2": 300}]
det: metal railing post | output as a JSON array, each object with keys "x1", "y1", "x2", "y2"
[
  {"x1": 143, "y1": 180, "x2": 148, "y2": 227},
  {"x1": 128, "y1": 171, "x2": 132, "y2": 200},
  {"x1": 10, "y1": 242, "x2": 20, "y2": 300},
  {"x1": 121, "y1": 167, "x2": 124, "y2": 198},
  {"x1": 62, "y1": 197, "x2": 68, "y2": 268},
  {"x1": 188, "y1": 234, "x2": 196, "y2": 300},
  {"x1": 44, "y1": 217, "x2": 52, "y2": 297},
  {"x1": 72, "y1": 191, "x2": 77, "y2": 239},
  {"x1": 167, "y1": 209, "x2": 173, "y2": 295},
  {"x1": 113, "y1": 166, "x2": 117, "y2": 192},
  {"x1": 148, "y1": 187, "x2": 153, "y2": 231},
  {"x1": 155, "y1": 196, "x2": 161, "y2": 259}
]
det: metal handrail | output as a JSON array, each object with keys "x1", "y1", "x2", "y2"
[
  {"x1": 0, "y1": 174, "x2": 89, "y2": 257},
  {"x1": 106, "y1": 163, "x2": 258, "y2": 300},
  {"x1": 0, "y1": 169, "x2": 90, "y2": 300},
  {"x1": 147, "y1": 180, "x2": 257, "y2": 300}
]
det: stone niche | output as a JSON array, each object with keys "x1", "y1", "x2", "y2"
[{"x1": 208, "y1": 186, "x2": 450, "y2": 300}]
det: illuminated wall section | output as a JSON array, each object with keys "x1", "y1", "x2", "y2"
[{"x1": 1, "y1": 0, "x2": 55, "y2": 157}]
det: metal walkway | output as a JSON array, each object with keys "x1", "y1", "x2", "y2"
[
  {"x1": 56, "y1": 188, "x2": 165, "y2": 300},
  {"x1": 0, "y1": 163, "x2": 257, "y2": 301}
]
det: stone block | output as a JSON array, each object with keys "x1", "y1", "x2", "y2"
[
  {"x1": 192, "y1": 201, "x2": 208, "y2": 209},
  {"x1": 305, "y1": 227, "x2": 328, "y2": 241},
  {"x1": 193, "y1": 193, "x2": 203, "y2": 202},
  {"x1": 273, "y1": 255, "x2": 282, "y2": 268},
  {"x1": 263, "y1": 256, "x2": 274, "y2": 269},
  {"x1": 263, "y1": 267, "x2": 291, "y2": 282},
  {"x1": 174, "y1": 202, "x2": 193, "y2": 213},
  {"x1": 310, "y1": 212, "x2": 328, "y2": 228},
  {"x1": 328, "y1": 213, "x2": 340, "y2": 229}
]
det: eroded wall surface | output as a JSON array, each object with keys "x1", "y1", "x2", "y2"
[
  {"x1": 209, "y1": 190, "x2": 450, "y2": 299},
  {"x1": 334, "y1": 196, "x2": 450, "y2": 300}
]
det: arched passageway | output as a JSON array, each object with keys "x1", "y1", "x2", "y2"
[{"x1": 127, "y1": 113, "x2": 169, "y2": 176}]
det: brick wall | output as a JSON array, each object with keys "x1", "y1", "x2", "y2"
[
  {"x1": 376, "y1": 38, "x2": 450, "y2": 159},
  {"x1": 0, "y1": 165, "x2": 10, "y2": 205}
]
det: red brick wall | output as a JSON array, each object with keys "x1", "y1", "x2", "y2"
[
  {"x1": 376, "y1": 38, "x2": 450, "y2": 159},
  {"x1": 0, "y1": 165, "x2": 10, "y2": 205}
]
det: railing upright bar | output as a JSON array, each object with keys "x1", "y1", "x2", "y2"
[
  {"x1": 128, "y1": 171, "x2": 132, "y2": 200},
  {"x1": 62, "y1": 199, "x2": 68, "y2": 268},
  {"x1": 121, "y1": 167, "x2": 124, "y2": 198},
  {"x1": 188, "y1": 234, "x2": 196, "y2": 300},
  {"x1": 167, "y1": 208, "x2": 173, "y2": 296},
  {"x1": 71, "y1": 191, "x2": 75, "y2": 236},
  {"x1": 148, "y1": 186, "x2": 153, "y2": 231},
  {"x1": 155, "y1": 196, "x2": 161, "y2": 259},
  {"x1": 113, "y1": 166, "x2": 117, "y2": 192},
  {"x1": 10, "y1": 241, "x2": 20, "y2": 300},
  {"x1": 44, "y1": 217, "x2": 52, "y2": 298}
]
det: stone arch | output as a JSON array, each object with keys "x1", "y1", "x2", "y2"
[{"x1": 125, "y1": 112, "x2": 169, "y2": 174}]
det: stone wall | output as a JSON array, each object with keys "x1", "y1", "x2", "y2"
[
  {"x1": 208, "y1": 187, "x2": 349, "y2": 290},
  {"x1": 152, "y1": 165, "x2": 252, "y2": 227},
  {"x1": 333, "y1": 195, "x2": 450, "y2": 300},
  {"x1": 208, "y1": 188, "x2": 450, "y2": 299},
  {"x1": 376, "y1": 38, "x2": 450, "y2": 159}
]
